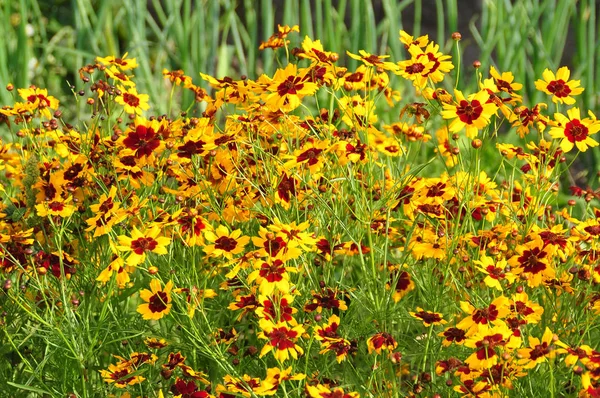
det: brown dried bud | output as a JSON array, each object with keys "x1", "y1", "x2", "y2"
[{"x1": 452, "y1": 32, "x2": 462, "y2": 41}]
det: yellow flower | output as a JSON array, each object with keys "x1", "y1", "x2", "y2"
[
  {"x1": 115, "y1": 86, "x2": 150, "y2": 115},
  {"x1": 534, "y1": 66, "x2": 584, "y2": 105},
  {"x1": 117, "y1": 226, "x2": 171, "y2": 266},
  {"x1": 203, "y1": 225, "x2": 250, "y2": 260},
  {"x1": 548, "y1": 108, "x2": 600, "y2": 152},
  {"x1": 96, "y1": 52, "x2": 138, "y2": 70},
  {"x1": 137, "y1": 279, "x2": 174, "y2": 320},
  {"x1": 440, "y1": 89, "x2": 498, "y2": 138},
  {"x1": 35, "y1": 196, "x2": 76, "y2": 218}
]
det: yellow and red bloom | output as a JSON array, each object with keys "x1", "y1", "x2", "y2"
[
  {"x1": 409, "y1": 307, "x2": 447, "y2": 327},
  {"x1": 258, "y1": 319, "x2": 305, "y2": 362},
  {"x1": 265, "y1": 63, "x2": 318, "y2": 112},
  {"x1": 366, "y1": 332, "x2": 397, "y2": 355},
  {"x1": 247, "y1": 258, "x2": 298, "y2": 295},
  {"x1": 117, "y1": 226, "x2": 171, "y2": 266},
  {"x1": 548, "y1": 108, "x2": 600, "y2": 152},
  {"x1": 306, "y1": 384, "x2": 360, "y2": 398},
  {"x1": 203, "y1": 225, "x2": 250, "y2": 260},
  {"x1": 100, "y1": 363, "x2": 145, "y2": 388},
  {"x1": 96, "y1": 52, "x2": 138, "y2": 70},
  {"x1": 17, "y1": 87, "x2": 59, "y2": 119},
  {"x1": 517, "y1": 327, "x2": 560, "y2": 369},
  {"x1": 259, "y1": 24, "x2": 299, "y2": 50},
  {"x1": 441, "y1": 89, "x2": 498, "y2": 138},
  {"x1": 137, "y1": 279, "x2": 174, "y2": 320},
  {"x1": 508, "y1": 237, "x2": 556, "y2": 287},
  {"x1": 474, "y1": 256, "x2": 516, "y2": 291},
  {"x1": 347, "y1": 50, "x2": 399, "y2": 71},
  {"x1": 534, "y1": 66, "x2": 584, "y2": 105},
  {"x1": 35, "y1": 196, "x2": 76, "y2": 218},
  {"x1": 115, "y1": 86, "x2": 150, "y2": 115}
]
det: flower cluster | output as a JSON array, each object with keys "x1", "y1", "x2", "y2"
[{"x1": 1, "y1": 26, "x2": 599, "y2": 398}]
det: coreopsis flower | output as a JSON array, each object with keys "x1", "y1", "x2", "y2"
[
  {"x1": 474, "y1": 256, "x2": 516, "y2": 291},
  {"x1": 203, "y1": 225, "x2": 250, "y2": 260},
  {"x1": 388, "y1": 269, "x2": 415, "y2": 303},
  {"x1": 508, "y1": 237, "x2": 556, "y2": 287},
  {"x1": 17, "y1": 87, "x2": 59, "y2": 119},
  {"x1": 399, "y1": 30, "x2": 429, "y2": 48},
  {"x1": 284, "y1": 138, "x2": 330, "y2": 174},
  {"x1": 534, "y1": 66, "x2": 584, "y2": 105},
  {"x1": 96, "y1": 52, "x2": 138, "y2": 70},
  {"x1": 306, "y1": 384, "x2": 360, "y2": 398},
  {"x1": 259, "y1": 24, "x2": 299, "y2": 50},
  {"x1": 548, "y1": 108, "x2": 600, "y2": 152},
  {"x1": 509, "y1": 103, "x2": 548, "y2": 137},
  {"x1": 137, "y1": 279, "x2": 174, "y2": 320},
  {"x1": 162, "y1": 69, "x2": 194, "y2": 88},
  {"x1": 215, "y1": 374, "x2": 262, "y2": 397},
  {"x1": 347, "y1": 50, "x2": 399, "y2": 71},
  {"x1": 170, "y1": 378, "x2": 214, "y2": 398},
  {"x1": 304, "y1": 288, "x2": 348, "y2": 313},
  {"x1": 264, "y1": 63, "x2": 318, "y2": 112},
  {"x1": 255, "y1": 367, "x2": 305, "y2": 395},
  {"x1": 273, "y1": 171, "x2": 300, "y2": 210},
  {"x1": 396, "y1": 50, "x2": 434, "y2": 88},
  {"x1": 464, "y1": 323, "x2": 519, "y2": 370},
  {"x1": 258, "y1": 319, "x2": 305, "y2": 362},
  {"x1": 415, "y1": 41, "x2": 454, "y2": 83},
  {"x1": 120, "y1": 118, "x2": 165, "y2": 158},
  {"x1": 100, "y1": 363, "x2": 145, "y2": 388},
  {"x1": 96, "y1": 255, "x2": 134, "y2": 288},
  {"x1": 509, "y1": 292, "x2": 544, "y2": 324},
  {"x1": 104, "y1": 66, "x2": 135, "y2": 87},
  {"x1": 438, "y1": 326, "x2": 467, "y2": 347},
  {"x1": 169, "y1": 208, "x2": 211, "y2": 247},
  {"x1": 247, "y1": 258, "x2": 298, "y2": 295},
  {"x1": 115, "y1": 86, "x2": 150, "y2": 115},
  {"x1": 410, "y1": 307, "x2": 447, "y2": 327},
  {"x1": 117, "y1": 226, "x2": 172, "y2": 266},
  {"x1": 580, "y1": 372, "x2": 600, "y2": 397},
  {"x1": 314, "y1": 314, "x2": 342, "y2": 343},
  {"x1": 255, "y1": 292, "x2": 297, "y2": 323},
  {"x1": 251, "y1": 227, "x2": 299, "y2": 260},
  {"x1": 457, "y1": 296, "x2": 511, "y2": 336},
  {"x1": 35, "y1": 196, "x2": 76, "y2": 218},
  {"x1": 440, "y1": 89, "x2": 498, "y2": 138},
  {"x1": 366, "y1": 332, "x2": 397, "y2": 355},
  {"x1": 517, "y1": 327, "x2": 560, "y2": 369},
  {"x1": 144, "y1": 337, "x2": 168, "y2": 349}
]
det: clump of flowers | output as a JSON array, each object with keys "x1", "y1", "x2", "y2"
[{"x1": 0, "y1": 25, "x2": 599, "y2": 398}]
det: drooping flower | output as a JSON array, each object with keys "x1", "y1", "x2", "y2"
[
  {"x1": 137, "y1": 279, "x2": 174, "y2": 320},
  {"x1": 259, "y1": 24, "x2": 299, "y2": 50}
]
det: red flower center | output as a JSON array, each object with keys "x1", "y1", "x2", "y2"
[
  {"x1": 259, "y1": 260, "x2": 286, "y2": 282},
  {"x1": 148, "y1": 291, "x2": 168, "y2": 313},
  {"x1": 123, "y1": 125, "x2": 160, "y2": 158},
  {"x1": 277, "y1": 76, "x2": 304, "y2": 96},
  {"x1": 215, "y1": 236, "x2": 237, "y2": 252},
  {"x1": 518, "y1": 248, "x2": 547, "y2": 274},
  {"x1": 456, "y1": 99, "x2": 483, "y2": 124},
  {"x1": 472, "y1": 305, "x2": 499, "y2": 324},
  {"x1": 123, "y1": 92, "x2": 140, "y2": 107},
  {"x1": 415, "y1": 311, "x2": 442, "y2": 324},
  {"x1": 564, "y1": 119, "x2": 589, "y2": 143},
  {"x1": 49, "y1": 201, "x2": 65, "y2": 212},
  {"x1": 131, "y1": 237, "x2": 158, "y2": 255},
  {"x1": 547, "y1": 79, "x2": 571, "y2": 97},
  {"x1": 296, "y1": 148, "x2": 322, "y2": 165},
  {"x1": 269, "y1": 327, "x2": 296, "y2": 349},
  {"x1": 405, "y1": 63, "x2": 426, "y2": 74},
  {"x1": 529, "y1": 342, "x2": 551, "y2": 360},
  {"x1": 264, "y1": 237, "x2": 286, "y2": 257}
]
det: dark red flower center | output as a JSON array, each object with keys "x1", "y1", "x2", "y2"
[
  {"x1": 123, "y1": 125, "x2": 160, "y2": 158},
  {"x1": 131, "y1": 237, "x2": 158, "y2": 255},
  {"x1": 264, "y1": 237, "x2": 286, "y2": 257},
  {"x1": 49, "y1": 201, "x2": 65, "y2": 212},
  {"x1": 405, "y1": 63, "x2": 426, "y2": 74},
  {"x1": 547, "y1": 79, "x2": 571, "y2": 97},
  {"x1": 148, "y1": 291, "x2": 168, "y2": 313},
  {"x1": 269, "y1": 327, "x2": 296, "y2": 349},
  {"x1": 215, "y1": 236, "x2": 237, "y2": 252},
  {"x1": 518, "y1": 248, "x2": 547, "y2": 274},
  {"x1": 277, "y1": 76, "x2": 304, "y2": 96},
  {"x1": 456, "y1": 99, "x2": 483, "y2": 124},
  {"x1": 296, "y1": 148, "x2": 322, "y2": 166},
  {"x1": 259, "y1": 260, "x2": 286, "y2": 282},
  {"x1": 122, "y1": 92, "x2": 140, "y2": 107},
  {"x1": 415, "y1": 311, "x2": 442, "y2": 324},
  {"x1": 472, "y1": 305, "x2": 499, "y2": 324},
  {"x1": 564, "y1": 119, "x2": 589, "y2": 143},
  {"x1": 529, "y1": 342, "x2": 550, "y2": 360}
]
